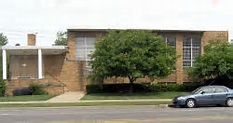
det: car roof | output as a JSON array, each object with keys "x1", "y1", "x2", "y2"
[
  {"x1": 203, "y1": 85, "x2": 226, "y2": 87},
  {"x1": 202, "y1": 85, "x2": 230, "y2": 90}
]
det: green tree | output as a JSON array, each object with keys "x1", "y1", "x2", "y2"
[
  {"x1": 188, "y1": 40, "x2": 233, "y2": 82},
  {"x1": 0, "y1": 33, "x2": 8, "y2": 45},
  {"x1": 0, "y1": 33, "x2": 7, "y2": 96},
  {"x1": 54, "y1": 31, "x2": 67, "y2": 45},
  {"x1": 0, "y1": 78, "x2": 5, "y2": 96},
  {"x1": 91, "y1": 30, "x2": 177, "y2": 93}
]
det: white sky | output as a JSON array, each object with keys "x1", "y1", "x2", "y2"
[{"x1": 0, "y1": 0, "x2": 233, "y2": 46}]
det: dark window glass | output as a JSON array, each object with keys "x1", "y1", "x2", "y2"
[{"x1": 164, "y1": 37, "x2": 176, "y2": 49}]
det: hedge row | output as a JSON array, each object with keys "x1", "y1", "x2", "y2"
[
  {"x1": 13, "y1": 84, "x2": 48, "y2": 96},
  {"x1": 86, "y1": 83, "x2": 202, "y2": 93}
]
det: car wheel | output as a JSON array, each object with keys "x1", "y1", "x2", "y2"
[
  {"x1": 185, "y1": 99, "x2": 196, "y2": 108},
  {"x1": 226, "y1": 98, "x2": 233, "y2": 107}
]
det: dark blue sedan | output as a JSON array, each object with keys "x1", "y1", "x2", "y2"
[{"x1": 173, "y1": 85, "x2": 233, "y2": 108}]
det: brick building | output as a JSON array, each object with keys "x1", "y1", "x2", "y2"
[
  {"x1": 1, "y1": 29, "x2": 228, "y2": 95},
  {"x1": 67, "y1": 29, "x2": 228, "y2": 84}
]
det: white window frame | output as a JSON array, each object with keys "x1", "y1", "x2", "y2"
[
  {"x1": 183, "y1": 37, "x2": 201, "y2": 68},
  {"x1": 75, "y1": 37, "x2": 96, "y2": 68}
]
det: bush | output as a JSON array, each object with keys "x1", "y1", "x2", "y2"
[
  {"x1": 13, "y1": 87, "x2": 32, "y2": 96},
  {"x1": 86, "y1": 83, "x2": 147, "y2": 93},
  {"x1": 145, "y1": 83, "x2": 201, "y2": 92},
  {"x1": 29, "y1": 84, "x2": 48, "y2": 95},
  {"x1": 0, "y1": 79, "x2": 5, "y2": 96},
  {"x1": 86, "y1": 83, "x2": 202, "y2": 94},
  {"x1": 86, "y1": 84, "x2": 104, "y2": 93}
]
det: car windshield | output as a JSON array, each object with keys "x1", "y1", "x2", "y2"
[{"x1": 191, "y1": 87, "x2": 203, "y2": 94}]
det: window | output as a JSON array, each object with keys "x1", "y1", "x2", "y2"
[
  {"x1": 75, "y1": 37, "x2": 96, "y2": 61},
  {"x1": 165, "y1": 37, "x2": 176, "y2": 48},
  {"x1": 183, "y1": 37, "x2": 201, "y2": 67},
  {"x1": 215, "y1": 87, "x2": 228, "y2": 93},
  {"x1": 202, "y1": 87, "x2": 215, "y2": 94}
]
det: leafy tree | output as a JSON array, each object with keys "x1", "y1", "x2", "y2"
[
  {"x1": 188, "y1": 40, "x2": 233, "y2": 82},
  {"x1": 91, "y1": 30, "x2": 177, "y2": 93},
  {"x1": 0, "y1": 33, "x2": 7, "y2": 96},
  {"x1": 0, "y1": 79, "x2": 5, "y2": 96},
  {"x1": 0, "y1": 33, "x2": 8, "y2": 46},
  {"x1": 54, "y1": 31, "x2": 67, "y2": 45}
]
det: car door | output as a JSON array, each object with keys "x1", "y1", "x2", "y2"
[
  {"x1": 212, "y1": 87, "x2": 228, "y2": 105},
  {"x1": 195, "y1": 87, "x2": 215, "y2": 105}
]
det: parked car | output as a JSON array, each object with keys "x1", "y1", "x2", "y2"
[{"x1": 173, "y1": 85, "x2": 233, "y2": 108}]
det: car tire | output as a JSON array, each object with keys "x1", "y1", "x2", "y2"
[
  {"x1": 185, "y1": 99, "x2": 196, "y2": 108},
  {"x1": 226, "y1": 98, "x2": 233, "y2": 107}
]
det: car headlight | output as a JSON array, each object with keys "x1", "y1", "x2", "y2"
[{"x1": 177, "y1": 97, "x2": 185, "y2": 100}]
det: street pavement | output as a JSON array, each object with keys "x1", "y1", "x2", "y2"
[
  {"x1": 0, "y1": 106, "x2": 232, "y2": 123},
  {"x1": 0, "y1": 92, "x2": 232, "y2": 123}
]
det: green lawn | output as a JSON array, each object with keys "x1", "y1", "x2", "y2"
[
  {"x1": 0, "y1": 101, "x2": 171, "y2": 108},
  {"x1": 0, "y1": 95, "x2": 55, "y2": 102},
  {"x1": 81, "y1": 92, "x2": 188, "y2": 100}
]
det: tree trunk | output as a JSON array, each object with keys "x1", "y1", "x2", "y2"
[
  {"x1": 129, "y1": 79, "x2": 134, "y2": 94},
  {"x1": 128, "y1": 76, "x2": 136, "y2": 94}
]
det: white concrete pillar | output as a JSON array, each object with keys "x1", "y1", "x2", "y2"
[
  {"x1": 2, "y1": 49, "x2": 7, "y2": 80},
  {"x1": 38, "y1": 49, "x2": 43, "y2": 79}
]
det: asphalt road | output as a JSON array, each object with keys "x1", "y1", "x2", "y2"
[{"x1": 0, "y1": 106, "x2": 233, "y2": 123}]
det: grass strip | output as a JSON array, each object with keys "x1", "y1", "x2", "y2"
[
  {"x1": 0, "y1": 95, "x2": 55, "y2": 102},
  {"x1": 0, "y1": 101, "x2": 171, "y2": 108}
]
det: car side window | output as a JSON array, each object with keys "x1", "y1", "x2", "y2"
[
  {"x1": 215, "y1": 87, "x2": 228, "y2": 93},
  {"x1": 202, "y1": 87, "x2": 215, "y2": 94}
]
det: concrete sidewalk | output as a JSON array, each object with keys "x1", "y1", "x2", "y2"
[{"x1": 46, "y1": 92, "x2": 86, "y2": 103}]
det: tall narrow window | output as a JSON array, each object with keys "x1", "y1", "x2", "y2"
[
  {"x1": 75, "y1": 37, "x2": 96, "y2": 64},
  {"x1": 183, "y1": 37, "x2": 201, "y2": 68}
]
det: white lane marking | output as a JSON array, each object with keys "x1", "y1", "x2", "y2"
[{"x1": 0, "y1": 113, "x2": 10, "y2": 116}]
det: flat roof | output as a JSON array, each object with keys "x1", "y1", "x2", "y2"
[
  {"x1": 67, "y1": 28, "x2": 224, "y2": 33},
  {"x1": 1, "y1": 46, "x2": 67, "y2": 50},
  {"x1": 0, "y1": 46, "x2": 68, "y2": 55}
]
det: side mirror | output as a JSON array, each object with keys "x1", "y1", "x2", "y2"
[{"x1": 201, "y1": 91, "x2": 205, "y2": 94}]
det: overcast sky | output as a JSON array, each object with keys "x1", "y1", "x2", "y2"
[{"x1": 0, "y1": 0, "x2": 233, "y2": 46}]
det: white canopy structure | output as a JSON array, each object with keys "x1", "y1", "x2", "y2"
[{"x1": 1, "y1": 46, "x2": 68, "y2": 80}]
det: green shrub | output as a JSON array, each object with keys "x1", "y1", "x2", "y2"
[
  {"x1": 86, "y1": 84, "x2": 104, "y2": 93},
  {"x1": 0, "y1": 79, "x2": 5, "y2": 96},
  {"x1": 86, "y1": 83, "x2": 202, "y2": 94},
  {"x1": 86, "y1": 83, "x2": 148, "y2": 93},
  {"x1": 145, "y1": 83, "x2": 201, "y2": 92},
  {"x1": 29, "y1": 84, "x2": 48, "y2": 95},
  {"x1": 12, "y1": 87, "x2": 32, "y2": 96}
]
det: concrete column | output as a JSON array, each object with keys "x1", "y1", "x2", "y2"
[
  {"x1": 176, "y1": 35, "x2": 183, "y2": 84},
  {"x1": 2, "y1": 49, "x2": 7, "y2": 80},
  {"x1": 38, "y1": 49, "x2": 42, "y2": 79}
]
